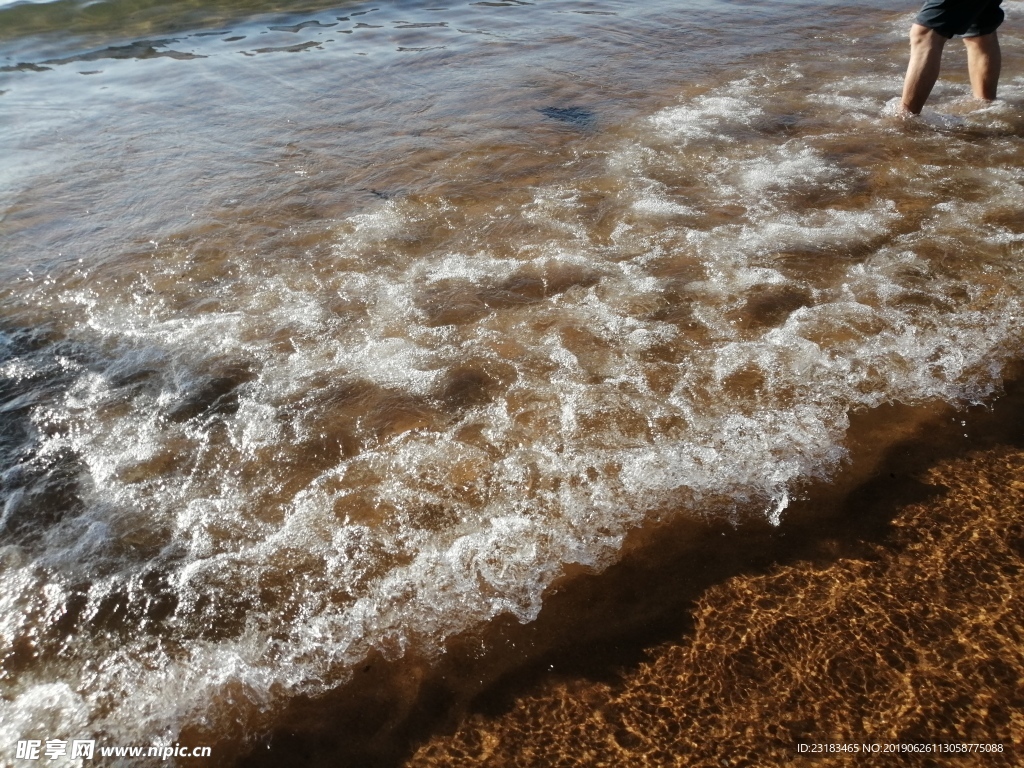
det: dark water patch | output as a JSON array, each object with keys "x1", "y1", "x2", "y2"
[
  {"x1": 250, "y1": 39, "x2": 321, "y2": 54},
  {"x1": 273, "y1": 377, "x2": 448, "y2": 462},
  {"x1": 0, "y1": 444, "x2": 85, "y2": 544},
  {"x1": 174, "y1": 575, "x2": 259, "y2": 642},
  {"x1": 83, "y1": 568, "x2": 181, "y2": 637},
  {"x1": 41, "y1": 39, "x2": 206, "y2": 65},
  {"x1": 436, "y1": 359, "x2": 517, "y2": 410},
  {"x1": 360, "y1": 188, "x2": 398, "y2": 200},
  {"x1": 166, "y1": 362, "x2": 256, "y2": 424},
  {"x1": 0, "y1": 61, "x2": 51, "y2": 71},
  {"x1": 414, "y1": 264, "x2": 601, "y2": 327},
  {"x1": 268, "y1": 19, "x2": 336, "y2": 31},
  {"x1": 734, "y1": 284, "x2": 813, "y2": 330},
  {"x1": 537, "y1": 105, "x2": 596, "y2": 130},
  {"x1": 0, "y1": 328, "x2": 90, "y2": 547}
]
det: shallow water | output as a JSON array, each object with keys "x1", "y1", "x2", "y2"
[
  {"x1": 407, "y1": 433, "x2": 1024, "y2": 768},
  {"x1": 2, "y1": 0, "x2": 1024, "y2": 762}
]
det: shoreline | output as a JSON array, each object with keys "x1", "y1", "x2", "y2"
[
  {"x1": 235, "y1": 376, "x2": 1024, "y2": 767},
  {"x1": 404, "y1": 385, "x2": 1024, "y2": 767}
]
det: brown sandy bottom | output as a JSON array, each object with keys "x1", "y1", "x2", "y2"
[{"x1": 406, "y1": 444, "x2": 1024, "y2": 766}]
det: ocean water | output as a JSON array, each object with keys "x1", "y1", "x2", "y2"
[{"x1": 1, "y1": 0, "x2": 1024, "y2": 763}]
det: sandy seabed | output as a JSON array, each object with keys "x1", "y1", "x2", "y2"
[{"x1": 406, "y1": 429, "x2": 1024, "y2": 767}]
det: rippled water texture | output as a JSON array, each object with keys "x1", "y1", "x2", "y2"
[{"x1": 2, "y1": 0, "x2": 1024, "y2": 761}]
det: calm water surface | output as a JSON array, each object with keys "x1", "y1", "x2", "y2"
[{"x1": 2, "y1": 0, "x2": 1024, "y2": 761}]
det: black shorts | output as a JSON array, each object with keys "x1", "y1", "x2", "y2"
[{"x1": 915, "y1": 0, "x2": 1004, "y2": 38}]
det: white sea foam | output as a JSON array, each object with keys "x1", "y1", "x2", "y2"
[{"x1": 649, "y1": 90, "x2": 764, "y2": 144}]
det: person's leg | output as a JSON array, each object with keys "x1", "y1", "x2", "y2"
[
  {"x1": 963, "y1": 32, "x2": 1001, "y2": 101},
  {"x1": 901, "y1": 24, "x2": 948, "y2": 114}
]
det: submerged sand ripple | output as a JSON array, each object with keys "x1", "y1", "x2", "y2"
[{"x1": 409, "y1": 447, "x2": 1024, "y2": 766}]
